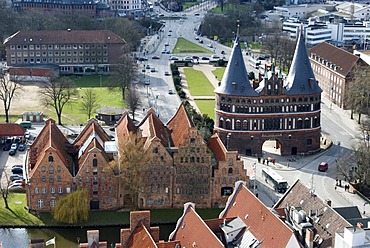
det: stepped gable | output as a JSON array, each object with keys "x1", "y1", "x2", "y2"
[
  {"x1": 169, "y1": 203, "x2": 225, "y2": 248},
  {"x1": 284, "y1": 32, "x2": 322, "y2": 95},
  {"x1": 273, "y1": 179, "x2": 352, "y2": 247},
  {"x1": 166, "y1": 103, "x2": 194, "y2": 147},
  {"x1": 219, "y1": 181, "x2": 299, "y2": 248},
  {"x1": 138, "y1": 109, "x2": 172, "y2": 148},
  {"x1": 207, "y1": 133, "x2": 227, "y2": 161},
  {"x1": 214, "y1": 36, "x2": 258, "y2": 97},
  {"x1": 29, "y1": 119, "x2": 73, "y2": 177},
  {"x1": 115, "y1": 112, "x2": 137, "y2": 143},
  {"x1": 123, "y1": 223, "x2": 157, "y2": 248},
  {"x1": 309, "y1": 42, "x2": 359, "y2": 77},
  {"x1": 73, "y1": 119, "x2": 111, "y2": 148}
]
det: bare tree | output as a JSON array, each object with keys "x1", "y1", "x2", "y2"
[
  {"x1": 0, "y1": 171, "x2": 13, "y2": 209},
  {"x1": 80, "y1": 89, "x2": 100, "y2": 120},
  {"x1": 39, "y1": 74, "x2": 77, "y2": 125},
  {"x1": 125, "y1": 87, "x2": 141, "y2": 121},
  {"x1": 110, "y1": 53, "x2": 138, "y2": 102},
  {"x1": 0, "y1": 73, "x2": 22, "y2": 123},
  {"x1": 345, "y1": 65, "x2": 370, "y2": 124},
  {"x1": 109, "y1": 131, "x2": 153, "y2": 209}
]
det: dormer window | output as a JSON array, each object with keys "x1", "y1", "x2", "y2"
[
  {"x1": 48, "y1": 156, "x2": 54, "y2": 162},
  {"x1": 232, "y1": 82, "x2": 236, "y2": 91}
]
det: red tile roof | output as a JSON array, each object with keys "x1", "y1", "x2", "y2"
[
  {"x1": 9, "y1": 67, "x2": 52, "y2": 77},
  {"x1": 29, "y1": 119, "x2": 73, "y2": 175},
  {"x1": 124, "y1": 223, "x2": 157, "y2": 248},
  {"x1": 0, "y1": 124, "x2": 24, "y2": 136},
  {"x1": 74, "y1": 119, "x2": 111, "y2": 148},
  {"x1": 219, "y1": 181, "x2": 299, "y2": 248},
  {"x1": 138, "y1": 109, "x2": 172, "y2": 148},
  {"x1": 4, "y1": 30, "x2": 126, "y2": 45},
  {"x1": 166, "y1": 103, "x2": 193, "y2": 147},
  {"x1": 207, "y1": 133, "x2": 227, "y2": 161},
  {"x1": 309, "y1": 42, "x2": 359, "y2": 77},
  {"x1": 274, "y1": 180, "x2": 352, "y2": 247},
  {"x1": 169, "y1": 203, "x2": 225, "y2": 248},
  {"x1": 115, "y1": 112, "x2": 137, "y2": 144}
]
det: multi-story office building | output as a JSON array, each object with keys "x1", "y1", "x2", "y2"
[{"x1": 4, "y1": 30, "x2": 126, "y2": 76}]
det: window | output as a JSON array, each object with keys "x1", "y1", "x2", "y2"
[
  {"x1": 58, "y1": 187, "x2": 63, "y2": 193},
  {"x1": 41, "y1": 166, "x2": 46, "y2": 172},
  {"x1": 49, "y1": 176, "x2": 54, "y2": 183},
  {"x1": 57, "y1": 166, "x2": 61, "y2": 172},
  {"x1": 42, "y1": 187, "x2": 47, "y2": 194},
  {"x1": 50, "y1": 199, "x2": 56, "y2": 208},
  {"x1": 49, "y1": 166, "x2": 54, "y2": 173},
  {"x1": 57, "y1": 176, "x2": 61, "y2": 182},
  {"x1": 35, "y1": 187, "x2": 39, "y2": 194},
  {"x1": 93, "y1": 159, "x2": 98, "y2": 167},
  {"x1": 38, "y1": 199, "x2": 44, "y2": 208},
  {"x1": 50, "y1": 187, "x2": 55, "y2": 194},
  {"x1": 42, "y1": 176, "x2": 46, "y2": 182}
]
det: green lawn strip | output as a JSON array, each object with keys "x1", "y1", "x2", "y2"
[
  {"x1": 0, "y1": 193, "x2": 44, "y2": 225},
  {"x1": 212, "y1": 67, "x2": 225, "y2": 81},
  {"x1": 0, "y1": 194, "x2": 222, "y2": 226},
  {"x1": 173, "y1": 37, "x2": 212, "y2": 54},
  {"x1": 195, "y1": 100, "x2": 215, "y2": 120},
  {"x1": 0, "y1": 115, "x2": 21, "y2": 123},
  {"x1": 182, "y1": 2, "x2": 198, "y2": 10},
  {"x1": 44, "y1": 87, "x2": 125, "y2": 125},
  {"x1": 184, "y1": 68, "x2": 214, "y2": 96},
  {"x1": 67, "y1": 75, "x2": 113, "y2": 88}
]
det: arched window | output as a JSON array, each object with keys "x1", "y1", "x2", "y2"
[
  {"x1": 225, "y1": 119, "x2": 231, "y2": 130},
  {"x1": 219, "y1": 118, "x2": 224, "y2": 128},
  {"x1": 93, "y1": 159, "x2": 98, "y2": 167},
  {"x1": 297, "y1": 118, "x2": 303, "y2": 129},
  {"x1": 48, "y1": 156, "x2": 54, "y2": 162},
  {"x1": 235, "y1": 120, "x2": 241, "y2": 130},
  {"x1": 228, "y1": 168, "x2": 233, "y2": 174},
  {"x1": 243, "y1": 120, "x2": 248, "y2": 130},
  {"x1": 304, "y1": 118, "x2": 310, "y2": 128}
]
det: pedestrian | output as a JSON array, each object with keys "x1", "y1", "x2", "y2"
[
  {"x1": 256, "y1": 192, "x2": 259, "y2": 198},
  {"x1": 267, "y1": 160, "x2": 269, "y2": 166}
]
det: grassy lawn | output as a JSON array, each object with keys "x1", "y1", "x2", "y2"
[
  {"x1": 184, "y1": 68, "x2": 215, "y2": 96},
  {"x1": 173, "y1": 37, "x2": 212, "y2": 54},
  {"x1": 0, "y1": 115, "x2": 21, "y2": 123},
  {"x1": 67, "y1": 75, "x2": 113, "y2": 87},
  {"x1": 212, "y1": 67, "x2": 225, "y2": 80},
  {"x1": 0, "y1": 194, "x2": 222, "y2": 226},
  {"x1": 182, "y1": 2, "x2": 199, "y2": 10},
  {"x1": 195, "y1": 100, "x2": 215, "y2": 120},
  {"x1": 44, "y1": 87, "x2": 125, "y2": 125},
  {"x1": 250, "y1": 42, "x2": 264, "y2": 50}
]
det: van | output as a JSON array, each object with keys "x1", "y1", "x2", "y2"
[
  {"x1": 318, "y1": 162, "x2": 328, "y2": 172},
  {"x1": 19, "y1": 121, "x2": 31, "y2": 129}
]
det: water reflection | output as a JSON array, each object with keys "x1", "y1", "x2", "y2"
[{"x1": 0, "y1": 224, "x2": 175, "y2": 247}]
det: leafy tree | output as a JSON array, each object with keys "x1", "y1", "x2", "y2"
[
  {"x1": 125, "y1": 87, "x2": 141, "y2": 121},
  {"x1": 0, "y1": 74, "x2": 22, "y2": 123},
  {"x1": 110, "y1": 53, "x2": 138, "y2": 102},
  {"x1": 52, "y1": 188, "x2": 89, "y2": 224},
  {"x1": 110, "y1": 131, "x2": 153, "y2": 209},
  {"x1": 80, "y1": 89, "x2": 100, "y2": 120},
  {"x1": 39, "y1": 74, "x2": 77, "y2": 125}
]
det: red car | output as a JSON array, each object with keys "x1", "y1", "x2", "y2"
[{"x1": 318, "y1": 162, "x2": 328, "y2": 172}]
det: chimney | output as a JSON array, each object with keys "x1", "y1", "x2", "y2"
[
  {"x1": 357, "y1": 222, "x2": 364, "y2": 229},
  {"x1": 305, "y1": 229, "x2": 314, "y2": 248}
]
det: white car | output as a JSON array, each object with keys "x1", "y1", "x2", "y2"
[
  {"x1": 168, "y1": 89, "x2": 175, "y2": 94},
  {"x1": 164, "y1": 71, "x2": 171, "y2": 76},
  {"x1": 24, "y1": 130, "x2": 31, "y2": 139},
  {"x1": 8, "y1": 183, "x2": 23, "y2": 191},
  {"x1": 10, "y1": 143, "x2": 17, "y2": 150}
]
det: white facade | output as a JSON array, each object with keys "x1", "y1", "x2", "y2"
[
  {"x1": 335, "y1": 2, "x2": 370, "y2": 21},
  {"x1": 334, "y1": 226, "x2": 370, "y2": 248},
  {"x1": 107, "y1": 0, "x2": 144, "y2": 14},
  {"x1": 282, "y1": 21, "x2": 332, "y2": 45},
  {"x1": 275, "y1": 4, "x2": 335, "y2": 18},
  {"x1": 329, "y1": 22, "x2": 370, "y2": 44}
]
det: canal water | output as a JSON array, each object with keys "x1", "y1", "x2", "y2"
[{"x1": 0, "y1": 224, "x2": 175, "y2": 247}]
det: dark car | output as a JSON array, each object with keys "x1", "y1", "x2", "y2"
[
  {"x1": 18, "y1": 143, "x2": 25, "y2": 151},
  {"x1": 11, "y1": 167, "x2": 23, "y2": 174},
  {"x1": 192, "y1": 55, "x2": 199, "y2": 60},
  {"x1": 152, "y1": 56, "x2": 160, "y2": 60},
  {"x1": 2, "y1": 143, "x2": 11, "y2": 151},
  {"x1": 9, "y1": 149, "x2": 16, "y2": 156}
]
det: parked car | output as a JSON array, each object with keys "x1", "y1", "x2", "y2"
[
  {"x1": 14, "y1": 136, "x2": 21, "y2": 144},
  {"x1": 11, "y1": 143, "x2": 18, "y2": 150},
  {"x1": 9, "y1": 148, "x2": 16, "y2": 156},
  {"x1": 168, "y1": 89, "x2": 175, "y2": 94},
  {"x1": 184, "y1": 56, "x2": 193, "y2": 61},
  {"x1": 24, "y1": 130, "x2": 31, "y2": 139},
  {"x1": 2, "y1": 143, "x2": 11, "y2": 151},
  {"x1": 150, "y1": 67, "x2": 156, "y2": 72},
  {"x1": 10, "y1": 174, "x2": 23, "y2": 181},
  {"x1": 11, "y1": 179, "x2": 25, "y2": 186},
  {"x1": 318, "y1": 162, "x2": 328, "y2": 172},
  {"x1": 8, "y1": 183, "x2": 23, "y2": 192},
  {"x1": 192, "y1": 55, "x2": 199, "y2": 60},
  {"x1": 145, "y1": 64, "x2": 151, "y2": 69},
  {"x1": 170, "y1": 56, "x2": 179, "y2": 60},
  {"x1": 145, "y1": 79, "x2": 150, "y2": 85},
  {"x1": 164, "y1": 71, "x2": 171, "y2": 76},
  {"x1": 11, "y1": 167, "x2": 23, "y2": 174},
  {"x1": 12, "y1": 164, "x2": 23, "y2": 169},
  {"x1": 198, "y1": 40, "x2": 203, "y2": 44},
  {"x1": 152, "y1": 55, "x2": 160, "y2": 60},
  {"x1": 18, "y1": 143, "x2": 25, "y2": 151},
  {"x1": 201, "y1": 56, "x2": 210, "y2": 61}
]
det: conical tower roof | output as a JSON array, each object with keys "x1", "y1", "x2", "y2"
[
  {"x1": 284, "y1": 31, "x2": 322, "y2": 95},
  {"x1": 215, "y1": 37, "x2": 258, "y2": 96}
]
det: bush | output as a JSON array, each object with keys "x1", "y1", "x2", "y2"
[
  {"x1": 178, "y1": 89, "x2": 186, "y2": 99},
  {"x1": 173, "y1": 75, "x2": 181, "y2": 86}
]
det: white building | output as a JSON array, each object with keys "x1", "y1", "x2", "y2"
[
  {"x1": 102, "y1": 0, "x2": 144, "y2": 16},
  {"x1": 329, "y1": 22, "x2": 370, "y2": 46},
  {"x1": 335, "y1": 225, "x2": 370, "y2": 248},
  {"x1": 335, "y1": 2, "x2": 370, "y2": 21},
  {"x1": 275, "y1": 4, "x2": 336, "y2": 19}
]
